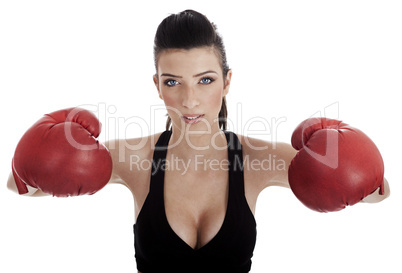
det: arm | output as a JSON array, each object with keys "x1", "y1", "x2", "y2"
[
  {"x1": 103, "y1": 139, "x2": 128, "y2": 187},
  {"x1": 240, "y1": 135, "x2": 296, "y2": 190},
  {"x1": 264, "y1": 142, "x2": 297, "y2": 189}
]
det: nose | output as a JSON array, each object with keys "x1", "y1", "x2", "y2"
[{"x1": 182, "y1": 86, "x2": 199, "y2": 109}]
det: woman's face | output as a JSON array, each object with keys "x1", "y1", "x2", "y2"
[{"x1": 154, "y1": 47, "x2": 232, "y2": 133}]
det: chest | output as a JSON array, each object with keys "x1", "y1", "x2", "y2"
[{"x1": 164, "y1": 168, "x2": 229, "y2": 250}]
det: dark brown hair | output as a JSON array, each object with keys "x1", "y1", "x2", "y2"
[{"x1": 153, "y1": 10, "x2": 230, "y2": 131}]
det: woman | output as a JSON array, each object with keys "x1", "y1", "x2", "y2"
[
  {"x1": 104, "y1": 10, "x2": 389, "y2": 272},
  {"x1": 8, "y1": 9, "x2": 389, "y2": 273},
  {"x1": 107, "y1": 10, "x2": 279, "y2": 272}
]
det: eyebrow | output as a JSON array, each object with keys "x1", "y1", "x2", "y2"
[{"x1": 160, "y1": 70, "x2": 218, "y2": 78}]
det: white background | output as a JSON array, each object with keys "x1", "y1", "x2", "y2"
[{"x1": 1, "y1": 0, "x2": 401, "y2": 272}]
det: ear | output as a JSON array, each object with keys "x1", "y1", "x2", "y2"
[
  {"x1": 153, "y1": 74, "x2": 163, "y2": 100},
  {"x1": 223, "y1": 69, "x2": 232, "y2": 97}
]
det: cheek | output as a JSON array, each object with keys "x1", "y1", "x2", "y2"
[
  {"x1": 208, "y1": 87, "x2": 224, "y2": 109},
  {"x1": 162, "y1": 94, "x2": 175, "y2": 106},
  {"x1": 160, "y1": 91, "x2": 178, "y2": 107},
  {"x1": 160, "y1": 91, "x2": 183, "y2": 117}
]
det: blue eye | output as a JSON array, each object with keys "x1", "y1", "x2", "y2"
[
  {"x1": 164, "y1": 79, "x2": 179, "y2": 87},
  {"x1": 199, "y1": 77, "x2": 214, "y2": 84}
]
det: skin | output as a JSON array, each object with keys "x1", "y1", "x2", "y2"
[
  {"x1": 109, "y1": 47, "x2": 297, "y2": 249},
  {"x1": 7, "y1": 46, "x2": 390, "y2": 272},
  {"x1": 148, "y1": 47, "x2": 296, "y2": 249},
  {"x1": 105, "y1": 47, "x2": 389, "y2": 250}
]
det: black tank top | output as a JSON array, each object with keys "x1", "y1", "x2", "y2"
[{"x1": 134, "y1": 131, "x2": 257, "y2": 272}]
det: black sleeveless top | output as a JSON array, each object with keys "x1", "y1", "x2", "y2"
[{"x1": 134, "y1": 131, "x2": 257, "y2": 273}]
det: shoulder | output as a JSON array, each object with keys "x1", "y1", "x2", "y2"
[
  {"x1": 104, "y1": 132, "x2": 164, "y2": 190},
  {"x1": 105, "y1": 132, "x2": 163, "y2": 162},
  {"x1": 235, "y1": 133, "x2": 297, "y2": 190},
  {"x1": 235, "y1": 133, "x2": 295, "y2": 162}
]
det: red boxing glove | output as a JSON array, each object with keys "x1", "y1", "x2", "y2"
[
  {"x1": 12, "y1": 108, "x2": 113, "y2": 197},
  {"x1": 288, "y1": 118, "x2": 384, "y2": 212}
]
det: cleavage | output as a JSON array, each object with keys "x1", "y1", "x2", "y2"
[{"x1": 163, "y1": 170, "x2": 229, "y2": 250}]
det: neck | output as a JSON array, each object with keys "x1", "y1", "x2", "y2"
[{"x1": 168, "y1": 125, "x2": 227, "y2": 159}]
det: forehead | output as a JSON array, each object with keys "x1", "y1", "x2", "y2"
[{"x1": 157, "y1": 47, "x2": 222, "y2": 76}]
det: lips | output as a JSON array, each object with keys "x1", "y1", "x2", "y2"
[{"x1": 182, "y1": 114, "x2": 205, "y2": 124}]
